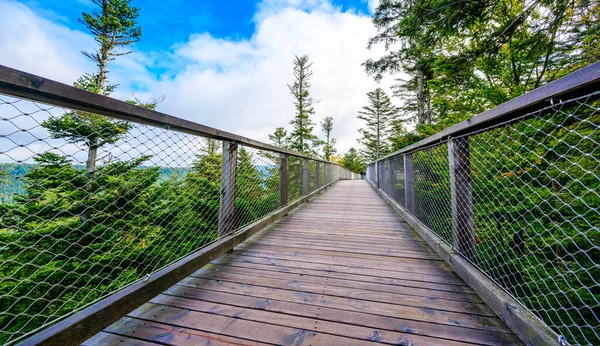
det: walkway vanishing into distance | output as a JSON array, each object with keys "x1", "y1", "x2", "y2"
[{"x1": 86, "y1": 180, "x2": 521, "y2": 345}]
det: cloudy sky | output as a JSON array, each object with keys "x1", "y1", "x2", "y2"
[{"x1": 0, "y1": 0, "x2": 396, "y2": 156}]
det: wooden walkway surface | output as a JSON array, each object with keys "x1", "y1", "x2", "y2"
[{"x1": 86, "y1": 180, "x2": 521, "y2": 345}]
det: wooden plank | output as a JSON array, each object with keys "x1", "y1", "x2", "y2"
[
  {"x1": 148, "y1": 294, "x2": 471, "y2": 346},
  {"x1": 127, "y1": 304, "x2": 380, "y2": 346},
  {"x1": 371, "y1": 181, "x2": 557, "y2": 345},
  {"x1": 81, "y1": 332, "x2": 160, "y2": 346},
  {"x1": 183, "y1": 272, "x2": 493, "y2": 316},
  {"x1": 171, "y1": 278, "x2": 512, "y2": 333},
  {"x1": 209, "y1": 256, "x2": 474, "y2": 293},
  {"x1": 104, "y1": 317, "x2": 264, "y2": 346},
  {"x1": 86, "y1": 180, "x2": 522, "y2": 346},
  {"x1": 157, "y1": 289, "x2": 520, "y2": 345},
  {"x1": 18, "y1": 179, "x2": 338, "y2": 346},
  {"x1": 197, "y1": 263, "x2": 482, "y2": 302},
  {"x1": 220, "y1": 251, "x2": 467, "y2": 285},
  {"x1": 235, "y1": 242, "x2": 441, "y2": 261}
]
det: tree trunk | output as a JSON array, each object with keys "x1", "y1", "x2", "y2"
[
  {"x1": 416, "y1": 67, "x2": 425, "y2": 124},
  {"x1": 82, "y1": 137, "x2": 99, "y2": 224}
]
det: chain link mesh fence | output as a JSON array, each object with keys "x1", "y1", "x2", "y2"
[
  {"x1": 0, "y1": 93, "x2": 350, "y2": 344},
  {"x1": 367, "y1": 92, "x2": 599, "y2": 345}
]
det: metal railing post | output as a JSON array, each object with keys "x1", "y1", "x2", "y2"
[
  {"x1": 218, "y1": 142, "x2": 238, "y2": 237},
  {"x1": 279, "y1": 154, "x2": 288, "y2": 206},
  {"x1": 449, "y1": 137, "x2": 476, "y2": 262},
  {"x1": 315, "y1": 161, "x2": 320, "y2": 188},
  {"x1": 404, "y1": 154, "x2": 414, "y2": 214},
  {"x1": 303, "y1": 158, "x2": 309, "y2": 195},
  {"x1": 388, "y1": 158, "x2": 395, "y2": 199},
  {"x1": 377, "y1": 160, "x2": 384, "y2": 190}
]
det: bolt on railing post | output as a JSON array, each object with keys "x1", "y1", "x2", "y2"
[
  {"x1": 218, "y1": 142, "x2": 238, "y2": 238},
  {"x1": 449, "y1": 137, "x2": 476, "y2": 262},
  {"x1": 303, "y1": 158, "x2": 309, "y2": 195},
  {"x1": 404, "y1": 153, "x2": 415, "y2": 214},
  {"x1": 388, "y1": 158, "x2": 395, "y2": 200},
  {"x1": 279, "y1": 154, "x2": 288, "y2": 207},
  {"x1": 315, "y1": 161, "x2": 321, "y2": 188}
]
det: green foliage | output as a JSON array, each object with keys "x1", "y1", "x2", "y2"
[
  {"x1": 287, "y1": 55, "x2": 321, "y2": 155},
  {"x1": 342, "y1": 148, "x2": 365, "y2": 173},
  {"x1": 366, "y1": 2, "x2": 600, "y2": 343},
  {"x1": 357, "y1": 87, "x2": 399, "y2": 161},
  {"x1": 269, "y1": 127, "x2": 288, "y2": 148},
  {"x1": 80, "y1": 0, "x2": 142, "y2": 91},
  {"x1": 320, "y1": 116, "x2": 336, "y2": 160}
]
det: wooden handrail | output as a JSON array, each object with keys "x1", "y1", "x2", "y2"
[
  {"x1": 373, "y1": 61, "x2": 600, "y2": 161},
  {"x1": 0, "y1": 65, "x2": 337, "y2": 165}
]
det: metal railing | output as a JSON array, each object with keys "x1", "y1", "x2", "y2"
[
  {"x1": 367, "y1": 62, "x2": 600, "y2": 345},
  {"x1": 0, "y1": 65, "x2": 355, "y2": 345}
]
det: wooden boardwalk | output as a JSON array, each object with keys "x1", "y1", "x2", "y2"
[{"x1": 86, "y1": 180, "x2": 521, "y2": 345}]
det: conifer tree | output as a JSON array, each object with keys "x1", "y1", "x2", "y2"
[
  {"x1": 364, "y1": 0, "x2": 433, "y2": 125},
  {"x1": 342, "y1": 148, "x2": 366, "y2": 173},
  {"x1": 357, "y1": 88, "x2": 398, "y2": 161},
  {"x1": 320, "y1": 116, "x2": 336, "y2": 160},
  {"x1": 287, "y1": 55, "x2": 320, "y2": 155},
  {"x1": 42, "y1": 0, "x2": 143, "y2": 222},
  {"x1": 269, "y1": 127, "x2": 288, "y2": 148}
]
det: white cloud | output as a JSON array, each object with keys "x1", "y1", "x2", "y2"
[
  {"x1": 0, "y1": 0, "x2": 396, "y2": 158},
  {"x1": 0, "y1": 1, "x2": 94, "y2": 83}
]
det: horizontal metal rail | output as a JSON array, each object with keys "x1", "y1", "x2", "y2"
[
  {"x1": 378, "y1": 61, "x2": 600, "y2": 159},
  {"x1": 367, "y1": 62, "x2": 600, "y2": 346},
  {"x1": 0, "y1": 65, "x2": 333, "y2": 164}
]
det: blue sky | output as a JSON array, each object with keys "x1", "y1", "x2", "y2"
[
  {"x1": 24, "y1": 0, "x2": 372, "y2": 53},
  {"x1": 1, "y1": 0, "x2": 393, "y2": 155}
]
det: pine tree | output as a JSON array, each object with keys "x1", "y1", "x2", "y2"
[
  {"x1": 357, "y1": 88, "x2": 398, "y2": 161},
  {"x1": 42, "y1": 0, "x2": 142, "y2": 223},
  {"x1": 287, "y1": 55, "x2": 320, "y2": 155},
  {"x1": 269, "y1": 127, "x2": 288, "y2": 148},
  {"x1": 320, "y1": 116, "x2": 336, "y2": 160},
  {"x1": 342, "y1": 148, "x2": 366, "y2": 173},
  {"x1": 364, "y1": 0, "x2": 433, "y2": 125}
]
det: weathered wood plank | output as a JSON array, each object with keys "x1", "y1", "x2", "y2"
[
  {"x1": 157, "y1": 288, "x2": 520, "y2": 345},
  {"x1": 87, "y1": 181, "x2": 521, "y2": 346}
]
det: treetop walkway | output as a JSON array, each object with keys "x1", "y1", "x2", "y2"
[{"x1": 0, "y1": 62, "x2": 598, "y2": 345}]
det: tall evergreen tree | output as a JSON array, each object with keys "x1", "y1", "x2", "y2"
[
  {"x1": 287, "y1": 55, "x2": 320, "y2": 155},
  {"x1": 41, "y1": 0, "x2": 143, "y2": 222},
  {"x1": 269, "y1": 127, "x2": 288, "y2": 148},
  {"x1": 357, "y1": 88, "x2": 399, "y2": 161},
  {"x1": 342, "y1": 148, "x2": 366, "y2": 173},
  {"x1": 320, "y1": 116, "x2": 336, "y2": 160},
  {"x1": 364, "y1": 0, "x2": 433, "y2": 125}
]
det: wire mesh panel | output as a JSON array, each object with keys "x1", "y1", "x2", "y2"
[
  {"x1": 412, "y1": 143, "x2": 453, "y2": 245},
  {"x1": 0, "y1": 92, "x2": 351, "y2": 344},
  {"x1": 392, "y1": 155, "x2": 405, "y2": 207},
  {"x1": 229, "y1": 145, "x2": 280, "y2": 233},
  {"x1": 366, "y1": 162, "x2": 375, "y2": 184},
  {"x1": 0, "y1": 95, "x2": 223, "y2": 343},
  {"x1": 464, "y1": 93, "x2": 600, "y2": 345},
  {"x1": 369, "y1": 92, "x2": 599, "y2": 345},
  {"x1": 381, "y1": 159, "x2": 389, "y2": 194}
]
